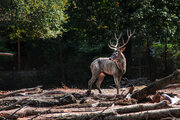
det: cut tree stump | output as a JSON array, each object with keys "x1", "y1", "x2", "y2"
[{"x1": 131, "y1": 69, "x2": 180, "y2": 101}]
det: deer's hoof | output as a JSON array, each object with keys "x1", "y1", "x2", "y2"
[{"x1": 86, "y1": 90, "x2": 91, "y2": 96}]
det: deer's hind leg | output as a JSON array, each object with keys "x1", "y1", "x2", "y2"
[
  {"x1": 96, "y1": 73, "x2": 105, "y2": 94},
  {"x1": 87, "y1": 71, "x2": 100, "y2": 95}
]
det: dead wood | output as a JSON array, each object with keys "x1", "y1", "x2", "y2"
[
  {"x1": 96, "y1": 98, "x2": 137, "y2": 107},
  {"x1": 43, "y1": 90, "x2": 83, "y2": 98},
  {"x1": 29, "y1": 106, "x2": 55, "y2": 120},
  {"x1": 5, "y1": 101, "x2": 31, "y2": 119},
  {"x1": 0, "y1": 107, "x2": 62, "y2": 118},
  {"x1": 27, "y1": 97, "x2": 59, "y2": 107},
  {"x1": 42, "y1": 90, "x2": 69, "y2": 95},
  {"x1": 131, "y1": 69, "x2": 180, "y2": 101},
  {"x1": 0, "y1": 82, "x2": 179, "y2": 120},
  {"x1": 105, "y1": 107, "x2": 180, "y2": 120},
  {"x1": 0, "y1": 86, "x2": 42, "y2": 99},
  {"x1": 114, "y1": 100, "x2": 168, "y2": 114},
  {"x1": 0, "y1": 98, "x2": 28, "y2": 111},
  {"x1": 163, "y1": 83, "x2": 180, "y2": 89},
  {"x1": 27, "y1": 100, "x2": 168, "y2": 120},
  {"x1": 0, "y1": 93, "x2": 77, "y2": 107},
  {"x1": 0, "y1": 96, "x2": 59, "y2": 107},
  {"x1": 0, "y1": 52, "x2": 14, "y2": 56},
  {"x1": 0, "y1": 106, "x2": 107, "y2": 119},
  {"x1": 56, "y1": 103, "x2": 92, "y2": 108}
]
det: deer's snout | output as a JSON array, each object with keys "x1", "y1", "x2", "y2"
[{"x1": 109, "y1": 56, "x2": 114, "y2": 61}]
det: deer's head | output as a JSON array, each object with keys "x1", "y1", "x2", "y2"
[{"x1": 109, "y1": 30, "x2": 135, "y2": 61}]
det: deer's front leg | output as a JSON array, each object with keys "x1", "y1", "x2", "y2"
[{"x1": 113, "y1": 74, "x2": 122, "y2": 94}]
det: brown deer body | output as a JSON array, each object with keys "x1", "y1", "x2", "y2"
[{"x1": 87, "y1": 30, "x2": 135, "y2": 95}]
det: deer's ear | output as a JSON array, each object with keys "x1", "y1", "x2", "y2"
[{"x1": 121, "y1": 47, "x2": 126, "y2": 52}]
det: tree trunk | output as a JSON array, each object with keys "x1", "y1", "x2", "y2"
[
  {"x1": 131, "y1": 69, "x2": 180, "y2": 101},
  {"x1": 164, "y1": 36, "x2": 168, "y2": 76},
  {"x1": 59, "y1": 38, "x2": 65, "y2": 84},
  {"x1": 146, "y1": 39, "x2": 152, "y2": 81},
  {"x1": 17, "y1": 38, "x2": 21, "y2": 71}
]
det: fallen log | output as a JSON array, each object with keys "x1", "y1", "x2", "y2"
[
  {"x1": 0, "y1": 86, "x2": 42, "y2": 99},
  {"x1": 27, "y1": 101, "x2": 168, "y2": 119},
  {"x1": 105, "y1": 107, "x2": 180, "y2": 120},
  {"x1": 0, "y1": 53, "x2": 14, "y2": 56},
  {"x1": 96, "y1": 98, "x2": 137, "y2": 107},
  {"x1": 5, "y1": 101, "x2": 31, "y2": 119},
  {"x1": 0, "y1": 94, "x2": 77, "y2": 107},
  {"x1": 131, "y1": 69, "x2": 180, "y2": 101},
  {"x1": 0, "y1": 98, "x2": 28, "y2": 111},
  {"x1": 163, "y1": 83, "x2": 180, "y2": 89},
  {"x1": 42, "y1": 90, "x2": 69, "y2": 95},
  {"x1": 29, "y1": 106, "x2": 55, "y2": 120},
  {"x1": 0, "y1": 106, "x2": 107, "y2": 118}
]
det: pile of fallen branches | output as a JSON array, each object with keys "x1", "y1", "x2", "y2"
[{"x1": 0, "y1": 69, "x2": 180, "y2": 120}]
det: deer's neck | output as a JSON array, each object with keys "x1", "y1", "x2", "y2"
[{"x1": 115, "y1": 54, "x2": 126, "y2": 74}]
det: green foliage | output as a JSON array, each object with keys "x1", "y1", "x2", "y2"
[
  {"x1": 0, "y1": 0, "x2": 180, "y2": 89},
  {"x1": 0, "y1": 0, "x2": 69, "y2": 39},
  {"x1": 152, "y1": 42, "x2": 180, "y2": 59},
  {"x1": 0, "y1": 36, "x2": 9, "y2": 51},
  {"x1": 64, "y1": 0, "x2": 180, "y2": 82}
]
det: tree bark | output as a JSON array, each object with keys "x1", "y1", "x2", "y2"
[
  {"x1": 131, "y1": 69, "x2": 180, "y2": 101},
  {"x1": 105, "y1": 107, "x2": 180, "y2": 120},
  {"x1": 0, "y1": 86, "x2": 42, "y2": 99},
  {"x1": 24, "y1": 101, "x2": 168, "y2": 120},
  {"x1": 0, "y1": 98, "x2": 28, "y2": 111},
  {"x1": 59, "y1": 38, "x2": 65, "y2": 84},
  {"x1": 146, "y1": 39, "x2": 152, "y2": 81},
  {"x1": 0, "y1": 53, "x2": 14, "y2": 56},
  {"x1": 164, "y1": 36, "x2": 168, "y2": 76},
  {"x1": 17, "y1": 38, "x2": 21, "y2": 71}
]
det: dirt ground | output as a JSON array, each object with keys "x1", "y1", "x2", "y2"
[{"x1": 0, "y1": 85, "x2": 180, "y2": 120}]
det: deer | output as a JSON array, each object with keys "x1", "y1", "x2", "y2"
[{"x1": 86, "y1": 30, "x2": 135, "y2": 95}]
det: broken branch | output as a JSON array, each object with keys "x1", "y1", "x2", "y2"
[{"x1": 131, "y1": 69, "x2": 180, "y2": 101}]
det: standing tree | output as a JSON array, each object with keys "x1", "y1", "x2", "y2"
[{"x1": 0, "y1": 0, "x2": 69, "y2": 81}]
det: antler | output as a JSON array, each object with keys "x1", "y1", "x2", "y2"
[
  {"x1": 119, "y1": 29, "x2": 135, "y2": 49},
  {"x1": 108, "y1": 33, "x2": 122, "y2": 50},
  {"x1": 108, "y1": 30, "x2": 135, "y2": 50}
]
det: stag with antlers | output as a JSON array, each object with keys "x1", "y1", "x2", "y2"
[{"x1": 86, "y1": 30, "x2": 135, "y2": 95}]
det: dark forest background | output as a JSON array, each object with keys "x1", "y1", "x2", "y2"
[{"x1": 0, "y1": 0, "x2": 179, "y2": 90}]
